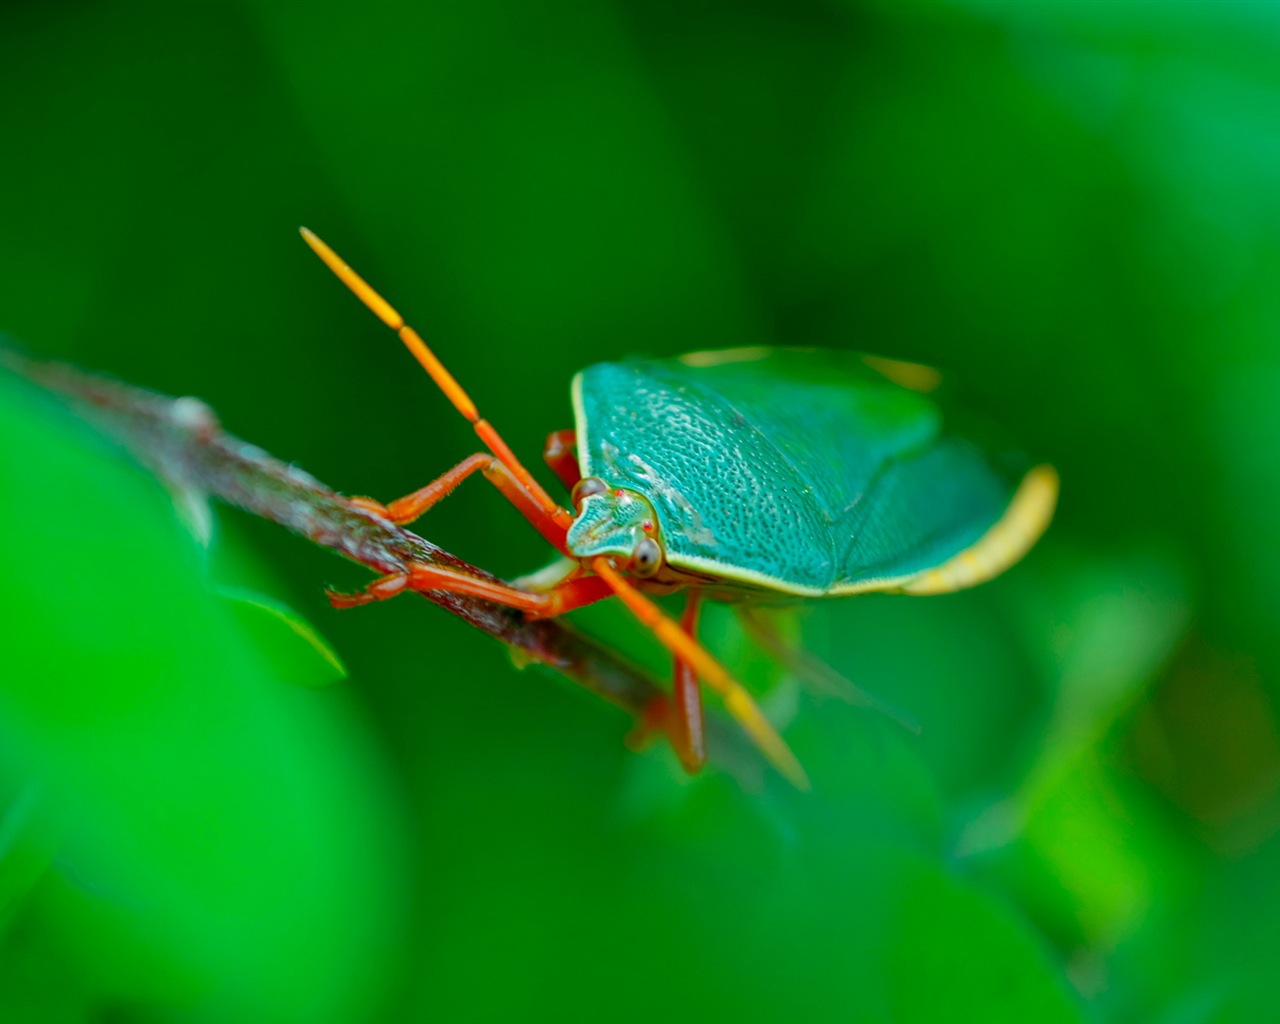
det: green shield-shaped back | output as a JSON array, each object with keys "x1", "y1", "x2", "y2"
[{"x1": 572, "y1": 348, "x2": 1037, "y2": 595}]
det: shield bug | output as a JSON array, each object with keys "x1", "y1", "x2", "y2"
[{"x1": 301, "y1": 229, "x2": 1058, "y2": 788}]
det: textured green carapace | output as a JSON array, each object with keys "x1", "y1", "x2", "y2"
[{"x1": 571, "y1": 348, "x2": 1030, "y2": 595}]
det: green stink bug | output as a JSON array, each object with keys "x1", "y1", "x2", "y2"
[{"x1": 302, "y1": 229, "x2": 1058, "y2": 788}]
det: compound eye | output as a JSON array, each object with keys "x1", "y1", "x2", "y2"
[
  {"x1": 631, "y1": 537, "x2": 662, "y2": 578},
  {"x1": 571, "y1": 476, "x2": 608, "y2": 511}
]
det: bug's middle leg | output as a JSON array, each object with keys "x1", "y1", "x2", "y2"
[
  {"x1": 669, "y1": 590, "x2": 707, "y2": 773},
  {"x1": 626, "y1": 591, "x2": 708, "y2": 773}
]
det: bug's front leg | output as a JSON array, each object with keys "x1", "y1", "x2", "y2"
[
  {"x1": 327, "y1": 562, "x2": 613, "y2": 615},
  {"x1": 351, "y1": 452, "x2": 571, "y2": 555}
]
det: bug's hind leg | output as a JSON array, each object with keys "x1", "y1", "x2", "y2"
[
  {"x1": 543, "y1": 429, "x2": 581, "y2": 492},
  {"x1": 737, "y1": 606, "x2": 920, "y2": 735}
]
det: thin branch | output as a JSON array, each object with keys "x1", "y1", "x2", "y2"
[{"x1": 3, "y1": 350, "x2": 760, "y2": 783}]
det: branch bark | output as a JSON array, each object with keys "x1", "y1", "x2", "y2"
[{"x1": 3, "y1": 351, "x2": 759, "y2": 782}]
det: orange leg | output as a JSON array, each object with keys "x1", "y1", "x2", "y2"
[
  {"x1": 329, "y1": 556, "x2": 806, "y2": 786},
  {"x1": 629, "y1": 592, "x2": 706, "y2": 769},
  {"x1": 352, "y1": 452, "x2": 570, "y2": 556},
  {"x1": 329, "y1": 561, "x2": 614, "y2": 616},
  {"x1": 332, "y1": 552, "x2": 808, "y2": 783},
  {"x1": 670, "y1": 591, "x2": 707, "y2": 773},
  {"x1": 543, "y1": 428, "x2": 581, "y2": 492}
]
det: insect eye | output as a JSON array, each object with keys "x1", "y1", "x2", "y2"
[
  {"x1": 571, "y1": 476, "x2": 608, "y2": 511},
  {"x1": 631, "y1": 537, "x2": 662, "y2": 578},
  {"x1": 641, "y1": 520, "x2": 653, "y2": 533}
]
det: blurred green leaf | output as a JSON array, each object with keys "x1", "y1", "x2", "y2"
[
  {"x1": 0, "y1": 374, "x2": 405, "y2": 1022},
  {"x1": 4, "y1": 0, "x2": 1280, "y2": 1020},
  {"x1": 218, "y1": 586, "x2": 347, "y2": 687}
]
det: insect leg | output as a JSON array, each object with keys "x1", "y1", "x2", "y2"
[
  {"x1": 300, "y1": 228, "x2": 574, "y2": 534},
  {"x1": 328, "y1": 563, "x2": 614, "y2": 615},
  {"x1": 328, "y1": 554, "x2": 805, "y2": 785},
  {"x1": 353, "y1": 452, "x2": 571, "y2": 555},
  {"x1": 542, "y1": 428, "x2": 581, "y2": 491},
  {"x1": 669, "y1": 591, "x2": 707, "y2": 773},
  {"x1": 591, "y1": 558, "x2": 809, "y2": 789},
  {"x1": 628, "y1": 591, "x2": 709, "y2": 770}
]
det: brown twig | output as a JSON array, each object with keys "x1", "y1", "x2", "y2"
[{"x1": 2, "y1": 350, "x2": 760, "y2": 782}]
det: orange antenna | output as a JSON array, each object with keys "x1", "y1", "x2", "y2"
[
  {"x1": 301, "y1": 228, "x2": 804, "y2": 785},
  {"x1": 299, "y1": 227, "x2": 570, "y2": 528},
  {"x1": 593, "y1": 558, "x2": 810, "y2": 788}
]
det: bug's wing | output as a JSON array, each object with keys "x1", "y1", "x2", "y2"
[
  {"x1": 827, "y1": 435, "x2": 1027, "y2": 591},
  {"x1": 675, "y1": 350, "x2": 1039, "y2": 593}
]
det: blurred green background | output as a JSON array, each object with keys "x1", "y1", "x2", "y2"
[{"x1": 2, "y1": 1, "x2": 1279, "y2": 1021}]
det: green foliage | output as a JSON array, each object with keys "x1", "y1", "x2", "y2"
[
  {"x1": 3, "y1": 1, "x2": 1280, "y2": 1021},
  {"x1": 0, "y1": 375, "x2": 403, "y2": 1022}
]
